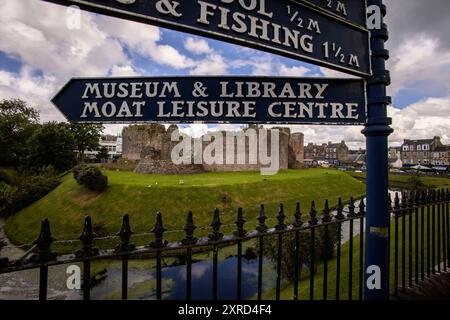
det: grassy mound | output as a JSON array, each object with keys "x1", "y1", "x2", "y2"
[{"x1": 5, "y1": 169, "x2": 365, "y2": 248}]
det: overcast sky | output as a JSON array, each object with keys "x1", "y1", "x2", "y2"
[{"x1": 0, "y1": 0, "x2": 449, "y2": 149}]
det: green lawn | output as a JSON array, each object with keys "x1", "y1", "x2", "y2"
[{"x1": 5, "y1": 169, "x2": 366, "y2": 251}]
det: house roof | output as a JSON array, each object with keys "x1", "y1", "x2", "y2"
[
  {"x1": 434, "y1": 145, "x2": 450, "y2": 152},
  {"x1": 403, "y1": 139, "x2": 434, "y2": 145},
  {"x1": 348, "y1": 154, "x2": 365, "y2": 162}
]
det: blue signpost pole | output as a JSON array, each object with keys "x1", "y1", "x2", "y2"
[{"x1": 363, "y1": 0, "x2": 393, "y2": 300}]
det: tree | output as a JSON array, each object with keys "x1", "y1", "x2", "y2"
[
  {"x1": 96, "y1": 146, "x2": 109, "y2": 162},
  {"x1": 28, "y1": 122, "x2": 77, "y2": 172},
  {"x1": 69, "y1": 124, "x2": 103, "y2": 163},
  {"x1": 0, "y1": 99, "x2": 39, "y2": 168},
  {"x1": 408, "y1": 172, "x2": 425, "y2": 191}
]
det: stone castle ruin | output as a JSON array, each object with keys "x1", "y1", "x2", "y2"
[{"x1": 122, "y1": 124, "x2": 304, "y2": 174}]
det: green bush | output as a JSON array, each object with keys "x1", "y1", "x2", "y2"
[
  {"x1": 262, "y1": 225, "x2": 340, "y2": 283},
  {"x1": 0, "y1": 182, "x2": 17, "y2": 215},
  {"x1": 0, "y1": 173, "x2": 60, "y2": 216},
  {"x1": 73, "y1": 164, "x2": 87, "y2": 181},
  {"x1": 74, "y1": 165, "x2": 108, "y2": 192}
]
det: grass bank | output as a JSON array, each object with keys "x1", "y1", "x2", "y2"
[{"x1": 6, "y1": 169, "x2": 365, "y2": 251}]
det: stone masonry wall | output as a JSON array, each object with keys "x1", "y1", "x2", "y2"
[{"x1": 122, "y1": 125, "x2": 303, "y2": 174}]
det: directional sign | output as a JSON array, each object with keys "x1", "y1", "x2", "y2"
[
  {"x1": 43, "y1": 0, "x2": 370, "y2": 77},
  {"x1": 52, "y1": 76, "x2": 367, "y2": 125},
  {"x1": 299, "y1": 0, "x2": 368, "y2": 27}
]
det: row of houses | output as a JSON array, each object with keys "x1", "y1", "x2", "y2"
[
  {"x1": 389, "y1": 136, "x2": 449, "y2": 171},
  {"x1": 304, "y1": 141, "x2": 350, "y2": 165},
  {"x1": 303, "y1": 136, "x2": 449, "y2": 171}
]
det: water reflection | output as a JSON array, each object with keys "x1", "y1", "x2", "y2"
[{"x1": 162, "y1": 256, "x2": 275, "y2": 300}]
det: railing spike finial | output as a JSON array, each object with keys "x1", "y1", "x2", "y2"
[
  {"x1": 76, "y1": 216, "x2": 99, "y2": 258},
  {"x1": 348, "y1": 197, "x2": 356, "y2": 218},
  {"x1": 257, "y1": 204, "x2": 268, "y2": 233},
  {"x1": 208, "y1": 208, "x2": 223, "y2": 242},
  {"x1": 359, "y1": 197, "x2": 366, "y2": 217},
  {"x1": 294, "y1": 202, "x2": 303, "y2": 227},
  {"x1": 275, "y1": 203, "x2": 286, "y2": 231},
  {"x1": 322, "y1": 199, "x2": 332, "y2": 223},
  {"x1": 116, "y1": 214, "x2": 135, "y2": 253},
  {"x1": 414, "y1": 190, "x2": 421, "y2": 206},
  {"x1": 409, "y1": 191, "x2": 415, "y2": 208},
  {"x1": 234, "y1": 208, "x2": 247, "y2": 238},
  {"x1": 436, "y1": 189, "x2": 441, "y2": 202},
  {"x1": 427, "y1": 189, "x2": 433, "y2": 203},
  {"x1": 335, "y1": 197, "x2": 345, "y2": 220},
  {"x1": 182, "y1": 211, "x2": 197, "y2": 246},
  {"x1": 309, "y1": 201, "x2": 318, "y2": 226},
  {"x1": 30, "y1": 218, "x2": 56, "y2": 263},
  {"x1": 150, "y1": 212, "x2": 168, "y2": 249},
  {"x1": 394, "y1": 192, "x2": 400, "y2": 209},
  {"x1": 420, "y1": 190, "x2": 427, "y2": 205},
  {"x1": 401, "y1": 191, "x2": 407, "y2": 209}
]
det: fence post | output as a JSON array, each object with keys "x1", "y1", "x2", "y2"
[
  {"x1": 150, "y1": 212, "x2": 168, "y2": 300},
  {"x1": 77, "y1": 216, "x2": 99, "y2": 301},
  {"x1": 362, "y1": 0, "x2": 393, "y2": 300},
  {"x1": 32, "y1": 218, "x2": 56, "y2": 301},
  {"x1": 183, "y1": 211, "x2": 197, "y2": 301},
  {"x1": 116, "y1": 214, "x2": 135, "y2": 300}
]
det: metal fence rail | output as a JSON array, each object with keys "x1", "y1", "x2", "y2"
[
  {"x1": 391, "y1": 189, "x2": 449, "y2": 297},
  {"x1": 0, "y1": 189, "x2": 448, "y2": 301}
]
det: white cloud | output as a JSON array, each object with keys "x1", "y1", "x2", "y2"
[
  {"x1": 388, "y1": 97, "x2": 450, "y2": 145},
  {"x1": 318, "y1": 67, "x2": 358, "y2": 79},
  {"x1": 229, "y1": 53, "x2": 316, "y2": 77},
  {"x1": 0, "y1": 0, "x2": 128, "y2": 80},
  {"x1": 189, "y1": 54, "x2": 228, "y2": 75},
  {"x1": 278, "y1": 65, "x2": 311, "y2": 77},
  {"x1": 109, "y1": 65, "x2": 140, "y2": 77},
  {"x1": 388, "y1": 35, "x2": 450, "y2": 96},
  {"x1": 0, "y1": 67, "x2": 63, "y2": 122},
  {"x1": 184, "y1": 37, "x2": 213, "y2": 55},
  {"x1": 95, "y1": 13, "x2": 196, "y2": 70},
  {"x1": 179, "y1": 124, "x2": 210, "y2": 138}
]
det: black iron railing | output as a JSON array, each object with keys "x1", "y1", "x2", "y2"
[
  {"x1": 391, "y1": 189, "x2": 449, "y2": 297},
  {"x1": 0, "y1": 189, "x2": 448, "y2": 301}
]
